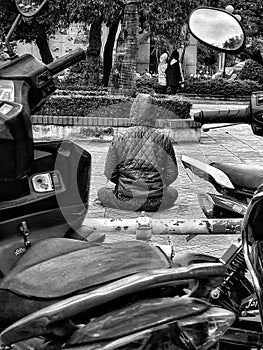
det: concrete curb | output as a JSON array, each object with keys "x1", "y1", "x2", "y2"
[
  {"x1": 178, "y1": 93, "x2": 250, "y2": 104},
  {"x1": 32, "y1": 115, "x2": 199, "y2": 128},
  {"x1": 191, "y1": 99, "x2": 249, "y2": 105},
  {"x1": 32, "y1": 117, "x2": 201, "y2": 143}
]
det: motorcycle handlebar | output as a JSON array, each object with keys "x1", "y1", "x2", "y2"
[
  {"x1": 47, "y1": 48, "x2": 86, "y2": 76},
  {"x1": 193, "y1": 106, "x2": 250, "y2": 125}
]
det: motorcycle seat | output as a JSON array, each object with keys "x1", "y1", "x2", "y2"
[
  {"x1": 0, "y1": 237, "x2": 170, "y2": 327},
  {"x1": 0, "y1": 260, "x2": 226, "y2": 346},
  {"x1": 210, "y1": 162, "x2": 263, "y2": 191}
]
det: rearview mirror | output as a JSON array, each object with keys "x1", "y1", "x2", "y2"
[
  {"x1": 188, "y1": 7, "x2": 245, "y2": 53},
  {"x1": 15, "y1": 0, "x2": 48, "y2": 17}
]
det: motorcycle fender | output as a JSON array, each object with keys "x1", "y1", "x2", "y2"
[{"x1": 181, "y1": 155, "x2": 235, "y2": 189}]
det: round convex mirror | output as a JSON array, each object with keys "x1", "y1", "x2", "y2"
[
  {"x1": 15, "y1": 0, "x2": 48, "y2": 17},
  {"x1": 189, "y1": 7, "x2": 245, "y2": 53}
]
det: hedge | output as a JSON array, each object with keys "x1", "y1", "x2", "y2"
[
  {"x1": 58, "y1": 72, "x2": 262, "y2": 99},
  {"x1": 237, "y1": 59, "x2": 263, "y2": 86},
  {"x1": 134, "y1": 74, "x2": 262, "y2": 97},
  {"x1": 183, "y1": 77, "x2": 261, "y2": 97},
  {"x1": 38, "y1": 93, "x2": 192, "y2": 119}
]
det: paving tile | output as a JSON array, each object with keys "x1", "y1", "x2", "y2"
[{"x1": 35, "y1": 107, "x2": 263, "y2": 255}]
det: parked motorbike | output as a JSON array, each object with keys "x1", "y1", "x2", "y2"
[
  {"x1": 182, "y1": 154, "x2": 253, "y2": 219},
  {"x1": 0, "y1": 5, "x2": 262, "y2": 350},
  {"x1": 0, "y1": 0, "x2": 93, "y2": 278},
  {"x1": 181, "y1": 90, "x2": 263, "y2": 218},
  {"x1": 0, "y1": 2, "x2": 238, "y2": 350},
  {"x1": 0, "y1": 193, "x2": 262, "y2": 350},
  {"x1": 181, "y1": 6, "x2": 263, "y2": 221},
  {"x1": 179, "y1": 7, "x2": 263, "y2": 349},
  {"x1": 0, "y1": 234, "x2": 235, "y2": 350},
  {"x1": 181, "y1": 101, "x2": 261, "y2": 218}
]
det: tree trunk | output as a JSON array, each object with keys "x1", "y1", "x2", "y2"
[
  {"x1": 180, "y1": 40, "x2": 187, "y2": 65},
  {"x1": 86, "y1": 15, "x2": 103, "y2": 86},
  {"x1": 102, "y1": 18, "x2": 121, "y2": 87},
  {"x1": 110, "y1": 0, "x2": 140, "y2": 95},
  {"x1": 36, "y1": 32, "x2": 53, "y2": 64}
]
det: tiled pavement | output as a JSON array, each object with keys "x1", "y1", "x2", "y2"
[
  {"x1": 74, "y1": 120, "x2": 263, "y2": 258},
  {"x1": 34, "y1": 101, "x2": 263, "y2": 258}
]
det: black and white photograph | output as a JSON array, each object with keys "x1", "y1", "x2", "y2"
[{"x1": 0, "y1": 0, "x2": 263, "y2": 349}]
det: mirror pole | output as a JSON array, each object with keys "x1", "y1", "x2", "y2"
[
  {"x1": 243, "y1": 47, "x2": 263, "y2": 66},
  {"x1": 5, "y1": 14, "x2": 22, "y2": 58},
  {"x1": 222, "y1": 53, "x2": 226, "y2": 78}
]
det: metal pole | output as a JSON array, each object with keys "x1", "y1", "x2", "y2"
[
  {"x1": 222, "y1": 52, "x2": 226, "y2": 78},
  {"x1": 83, "y1": 217, "x2": 242, "y2": 235},
  {"x1": 5, "y1": 14, "x2": 22, "y2": 56}
]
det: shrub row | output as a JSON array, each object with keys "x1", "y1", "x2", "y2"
[
  {"x1": 57, "y1": 82, "x2": 109, "y2": 94},
  {"x1": 58, "y1": 68, "x2": 262, "y2": 98},
  {"x1": 134, "y1": 74, "x2": 262, "y2": 97},
  {"x1": 237, "y1": 59, "x2": 263, "y2": 86},
  {"x1": 39, "y1": 94, "x2": 192, "y2": 119},
  {"x1": 183, "y1": 77, "x2": 261, "y2": 97}
]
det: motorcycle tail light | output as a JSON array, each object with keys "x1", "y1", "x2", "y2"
[{"x1": 176, "y1": 306, "x2": 235, "y2": 350}]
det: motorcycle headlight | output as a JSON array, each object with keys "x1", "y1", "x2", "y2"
[
  {"x1": 63, "y1": 307, "x2": 234, "y2": 350},
  {"x1": 176, "y1": 306, "x2": 235, "y2": 350}
]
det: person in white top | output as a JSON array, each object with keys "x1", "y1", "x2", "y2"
[{"x1": 157, "y1": 52, "x2": 168, "y2": 94}]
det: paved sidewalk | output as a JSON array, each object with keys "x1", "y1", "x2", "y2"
[
  {"x1": 80, "y1": 101, "x2": 252, "y2": 219},
  {"x1": 78, "y1": 123, "x2": 262, "y2": 220},
  {"x1": 74, "y1": 122, "x2": 263, "y2": 257},
  {"x1": 34, "y1": 100, "x2": 260, "y2": 257}
]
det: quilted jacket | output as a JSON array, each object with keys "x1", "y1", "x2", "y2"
[{"x1": 104, "y1": 94, "x2": 178, "y2": 199}]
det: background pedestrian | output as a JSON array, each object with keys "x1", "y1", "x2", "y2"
[
  {"x1": 157, "y1": 52, "x2": 168, "y2": 94},
  {"x1": 166, "y1": 49, "x2": 184, "y2": 94}
]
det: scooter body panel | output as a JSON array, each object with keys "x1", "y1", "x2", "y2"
[
  {"x1": 181, "y1": 155, "x2": 235, "y2": 189},
  {"x1": 182, "y1": 155, "x2": 255, "y2": 218},
  {"x1": 198, "y1": 192, "x2": 247, "y2": 218},
  {"x1": 0, "y1": 140, "x2": 91, "y2": 275}
]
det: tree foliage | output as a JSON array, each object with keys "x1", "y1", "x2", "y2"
[
  {"x1": 197, "y1": 43, "x2": 218, "y2": 68},
  {"x1": 0, "y1": 0, "x2": 124, "y2": 41},
  {"x1": 138, "y1": 0, "x2": 216, "y2": 52},
  {"x1": 0, "y1": 0, "x2": 62, "y2": 42},
  {"x1": 219, "y1": 0, "x2": 263, "y2": 42},
  {"x1": 60, "y1": 0, "x2": 123, "y2": 25},
  {"x1": 0, "y1": 0, "x2": 124, "y2": 72},
  {"x1": 0, "y1": 0, "x2": 63, "y2": 62},
  {"x1": 58, "y1": 0, "x2": 124, "y2": 85},
  {"x1": 1, "y1": 0, "x2": 262, "y2": 85}
]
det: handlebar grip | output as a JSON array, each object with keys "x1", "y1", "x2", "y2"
[
  {"x1": 47, "y1": 48, "x2": 86, "y2": 76},
  {"x1": 194, "y1": 107, "x2": 250, "y2": 125}
]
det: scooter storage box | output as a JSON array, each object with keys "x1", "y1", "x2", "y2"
[{"x1": 0, "y1": 102, "x2": 33, "y2": 181}]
